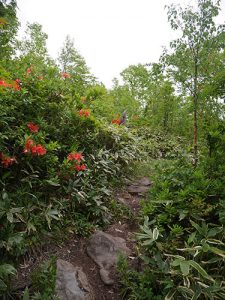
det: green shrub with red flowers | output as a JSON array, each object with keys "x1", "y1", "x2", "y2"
[
  {"x1": 0, "y1": 16, "x2": 140, "y2": 294},
  {"x1": 0, "y1": 59, "x2": 139, "y2": 295}
]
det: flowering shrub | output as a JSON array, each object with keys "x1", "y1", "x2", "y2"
[
  {"x1": 67, "y1": 152, "x2": 83, "y2": 162},
  {"x1": 0, "y1": 78, "x2": 20, "y2": 90},
  {"x1": 79, "y1": 109, "x2": 90, "y2": 117},
  {"x1": 0, "y1": 47, "x2": 139, "y2": 296},
  {"x1": 67, "y1": 152, "x2": 86, "y2": 171},
  {"x1": 29, "y1": 143, "x2": 46, "y2": 156},
  {"x1": 112, "y1": 118, "x2": 121, "y2": 125},
  {"x1": 0, "y1": 79, "x2": 12, "y2": 88},
  {"x1": 0, "y1": 152, "x2": 17, "y2": 168},
  {"x1": 27, "y1": 67, "x2": 32, "y2": 74},
  {"x1": 75, "y1": 164, "x2": 86, "y2": 171},
  {"x1": 60, "y1": 72, "x2": 70, "y2": 78}
]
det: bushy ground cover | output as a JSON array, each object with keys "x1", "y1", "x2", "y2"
[
  {"x1": 118, "y1": 127, "x2": 225, "y2": 299},
  {"x1": 0, "y1": 64, "x2": 140, "y2": 295}
]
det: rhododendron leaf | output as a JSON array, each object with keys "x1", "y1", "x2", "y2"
[
  {"x1": 180, "y1": 261, "x2": 190, "y2": 276},
  {"x1": 0, "y1": 278, "x2": 7, "y2": 290},
  {"x1": 7, "y1": 212, "x2": 13, "y2": 223},
  {"x1": 46, "y1": 180, "x2": 61, "y2": 187},
  {"x1": 2, "y1": 191, "x2": 8, "y2": 200},
  {"x1": 22, "y1": 287, "x2": 30, "y2": 300},
  {"x1": 0, "y1": 264, "x2": 16, "y2": 277},
  {"x1": 27, "y1": 221, "x2": 37, "y2": 233},
  {"x1": 7, "y1": 234, "x2": 23, "y2": 246}
]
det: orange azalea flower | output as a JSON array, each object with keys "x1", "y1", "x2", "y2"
[
  {"x1": 67, "y1": 152, "x2": 83, "y2": 162},
  {"x1": 27, "y1": 122, "x2": 39, "y2": 133},
  {"x1": 31, "y1": 144, "x2": 46, "y2": 156},
  {"x1": 0, "y1": 153, "x2": 17, "y2": 168},
  {"x1": 60, "y1": 72, "x2": 70, "y2": 78},
  {"x1": 24, "y1": 139, "x2": 35, "y2": 153},
  {"x1": 13, "y1": 79, "x2": 21, "y2": 91},
  {"x1": 27, "y1": 67, "x2": 32, "y2": 74},
  {"x1": 80, "y1": 164, "x2": 86, "y2": 171},
  {"x1": 74, "y1": 164, "x2": 86, "y2": 171},
  {"x1": 0, "y1": 80, "x2": 6, "y2": 86},
  {"x1": 36, "y1": 144, "x2": 46, "y2": 156},
  {"x1": 74, "y1": 165, "x2": 81, "y2": 171},
  {"x1": 84, "y1": 110, "x2": 90, "y2": 117},
  {"x1": 112, "y1": 119, "x2": 121, "y2": 125},
  {"x1": 79, "y1": 109, "x2": 90, "y2": 117},
  {"x1": 24, "y1": 139, "x2": 46, "y2": 156},
  {"x1": 0, "y1": 80, "x2": 14, "y2": 89}
]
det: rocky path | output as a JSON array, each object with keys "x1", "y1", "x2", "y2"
[{"x1": 14, "y1": 177, "x2": 151, "y2": 300}]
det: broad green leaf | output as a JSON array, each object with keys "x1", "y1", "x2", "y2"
[
  {"x1": 171, "y1": 258, "x2": 183, "y2": 267},
  {"x1": 6, "y1": 212, "x2": 13, "y2": 223},
  {"x1": 189, "y1": 260, "x2": 214, "y2": 281},
  {"x1": 210, "y1": 246, "x2": 225, "y2": 258},
  {"x1": 165, "y1": 289, "x2": 176, "y2": 300},
  {"x1": 27, "y1": 221, "x2": 37, "y2": 233},
  {"x1": 177, "y1": 286, "x2": 194, "y2": 297},
  {"x1": 7, "y1": 234, "x2": 23, "y2": 247},
  {"x1": 208, "y1": 227, "x2": 223, "y2": 237},
  {"x1": 45, "y1": 180, "x2": 61, "y2": 187},
  {"x1": 152, "y1": 228, "x2": 159, "y2": 240},
  {"x1": 188, "y1": 232, "x2": 196, "y2": 244},
  {"x1": 22, "y1": 287, "x2": 30, "y2": 300},
  {"x1": 0, "y1": 278, "x2": 7, "y2": 290},
  {"x1": 180, "y1": 261, "x2": 190, "y2": 276},
  {"x1": 0, "y1": 264, "x2": 16, "y2": 277},
  {"x1": 2, "y1": 191, "x2": 8, "y2": 200},
  {"x1": 46, "y1": 209, "x2": 61, "y2": 222}
]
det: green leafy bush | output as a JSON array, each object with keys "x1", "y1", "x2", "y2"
[
  {"x1": 0, "y1": 42, "x2": 140, "y2": 296},
  {"x1": 119, "y1": 149, "x2": 225, "y2": 299}
]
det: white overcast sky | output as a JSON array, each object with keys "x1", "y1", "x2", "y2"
[{"x1": 16, "y1": 0, "x2": 225, "y2": 88}]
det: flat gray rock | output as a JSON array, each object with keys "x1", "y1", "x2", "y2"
[
  {"x1": 127, "y1": 185, "x2": 150, "y2": 194},
  {"x1": 86, "y1": 231, "x2": 131, "y2": 285},
  {"x1": 131, "y1": 177, "x2": 151, "y2": 187},
  {"x1": 56, "y1": 259, "x2": 93, "y2": 300},
  {"x1": 127, "y1": 177, "x2": 151, "y2": 194}
]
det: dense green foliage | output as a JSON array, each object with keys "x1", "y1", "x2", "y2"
[
  {"x1": 0, "y1": 2, "x2": 139, "y2": 296},
  {"x1": 118, "y1": 130, "x2": 225, "y2": 299},
  {"x1": 1, "y1": 0, "x2": 225, "y2": 298},
  {"x1": 115, "y1": 1, "x2": 225, "y2": 299}
]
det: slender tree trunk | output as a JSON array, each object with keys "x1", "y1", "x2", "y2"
[
  {"x1": 193, "y1": 101, "x2": 198, "y2": 165},
  {"x1": 193, "y1": 57, "x2": 198, "y2": 167}
]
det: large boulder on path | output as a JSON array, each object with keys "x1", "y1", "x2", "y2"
[
  {"x1": 55, "y1": 259, "x2": 93, "y2": 300},
  {"x1": 86, "y1": 231, "x2": 131, "y2": 285}
]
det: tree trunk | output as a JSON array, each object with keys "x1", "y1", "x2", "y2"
[
  {"x1": 193, "y1": 57, "x2": 198, "y2": 167},
  {"x1": 193, "y1": 102, "x2": 198, "y2": 166}
]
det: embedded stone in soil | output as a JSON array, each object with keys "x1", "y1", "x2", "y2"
[
  {"x1": 86, "y1": 231, "x2": 131, "y2": 285},
  {"x1": 130, "y1": 177, "x2": 151, "y2": 187},
  {"x1": 55, "y1": 259, "x2": 94, "y2": 300},
  {"x1": 127, "y1": 177, "x2": 152, "y2": 194}
]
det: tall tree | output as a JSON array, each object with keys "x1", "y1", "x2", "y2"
[
  {"x1": 164, "y1": 0, "x2": 224, "y2": 166},
  {"x1": 0, "y1": 0, "x2": 19, "y2": 62},
  {"x1": 119, "y1": 63, "x2": 179, "y2": 131},
  {"x1": 18, "y1": 22, "x2": 51, "y2": 65},
  {"x1": 120, "y1": 64, "x2": 151, "y2": 107},
  {"x1": 58, "y1": 36, "x2": 95, "y2": 95}
]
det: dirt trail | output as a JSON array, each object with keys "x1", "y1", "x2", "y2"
[{"x1": 13, "y1": 177, "x2": 151, "y2": 300}]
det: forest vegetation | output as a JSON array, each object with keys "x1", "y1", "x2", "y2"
[{"x1": 0, "y1": 0, "x2": 225, "y2": 299}]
